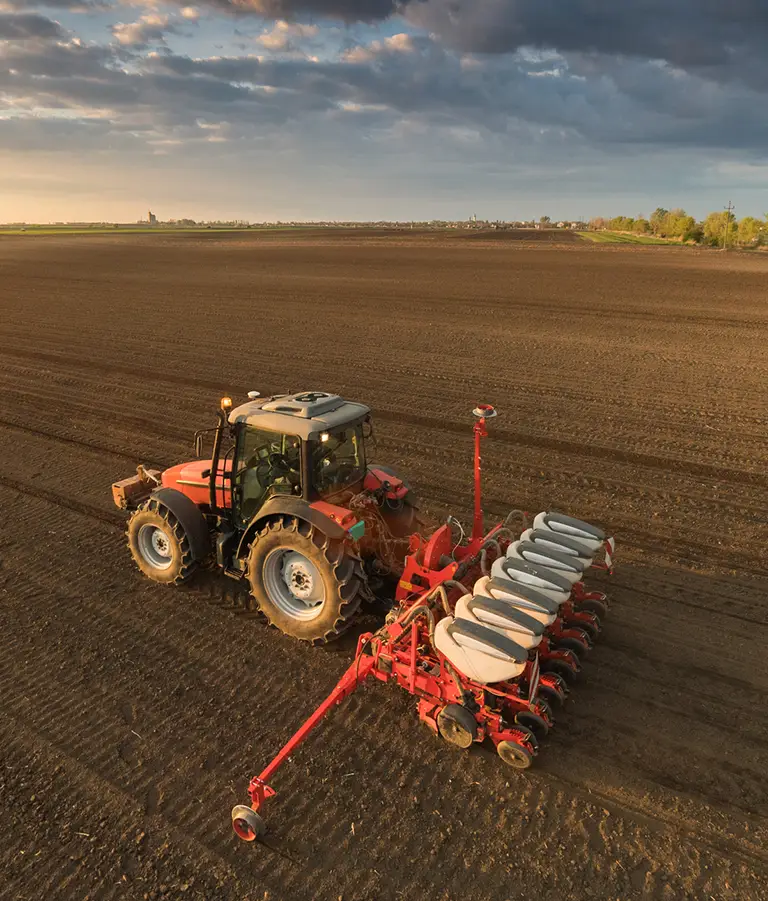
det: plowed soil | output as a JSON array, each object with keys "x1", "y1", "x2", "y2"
[{"x1": 1, "y1": 231, "x2": 767, "y2": 901}]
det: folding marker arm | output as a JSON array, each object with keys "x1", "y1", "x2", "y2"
[{"x1": 246, "y1": 651, "x2": 377, "y2": 811}]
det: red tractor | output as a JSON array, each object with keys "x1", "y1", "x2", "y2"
[{"x1": 113, "y1": 390, "x2": 430, "y2": 643}]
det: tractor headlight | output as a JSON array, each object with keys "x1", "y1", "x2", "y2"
[{"x1": 320, "y1": 432, "x2": 330, "y2": 442}]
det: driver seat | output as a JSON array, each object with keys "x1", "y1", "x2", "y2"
[{"x1": 239, "y1": 468, "x2": 268, "y2": 521}]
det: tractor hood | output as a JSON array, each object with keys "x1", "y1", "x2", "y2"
[{"x1": 162, "y1": 458, "x2": 232, "y2": 508}]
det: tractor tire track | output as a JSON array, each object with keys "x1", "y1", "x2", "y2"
[
  {"x1": 2, "y1": 342, "x2": 767, "y2": 491},
  {"x1": 1, "y1": 478, "x2": 767, "y2": 875},
  {"x1": 0, "y1": 416, "x2": 171, "y2": 469}
]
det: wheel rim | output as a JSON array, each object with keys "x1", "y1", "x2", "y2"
[
  {"x1": 438, "y1": 705, "x2": 477, "y2": 748},
  {"x1": 231, "y1": 805, "x2": 265, "y2": 842},
  {"x1": 497, "y1": 740, "x2": 533, "y2": 769},
  {"x1": 137, "y1": 524, "x2": 173, "y2": 570},
  {"x1": 263, "y1": 548, "x2": 326, "y2": 620}
]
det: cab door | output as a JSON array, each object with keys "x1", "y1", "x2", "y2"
[{"x1": 232, "y1": 426, "x2": 302, "y2": 526}]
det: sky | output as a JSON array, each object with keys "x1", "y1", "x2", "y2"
[{"x1": 1, "y1": 0, "x2": 768, "y2": 222}]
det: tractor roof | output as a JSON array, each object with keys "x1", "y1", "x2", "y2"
[{"x1": 228, "y1": 391, "x2": 370, "y2": 440}]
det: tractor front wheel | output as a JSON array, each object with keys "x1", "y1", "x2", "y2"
[
  {"x1": 247, "y1": 517, "x2": 364, "y2": 644},
  {"x1": 127, "y1": 501, "x2": 197, "y2": 584}
]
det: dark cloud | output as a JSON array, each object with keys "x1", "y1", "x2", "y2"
[
  {"x1": 405, "y1": 1, "x2": 763, "y2": 59},
  {"x1": 162, "y1": 0, "x2": 768, "y2": 89},
  {"x1": 0, "y1": 11, "x2": 66, "y2": 39},
  {"x1": 2, "y1": 3, "x2": 768, "y2": 165},
  {"x1": 141, "y1": 41, "x2": 768, "y2": 150},
  {"x1": 404, "y1": 1, "x2": 768, "y2": 90},
  {"x1": 0, "y1": 0, "x2": 99, "y2": 10},
  {"x1": 201, "y1": 0, "x2": 398, "y2": 21},
  {"x1": 2, "y1": 37, "x2": 116, "y2": 79},
  {"x1": 146, "y1": 0, "x2": 768, "y2": 65}
]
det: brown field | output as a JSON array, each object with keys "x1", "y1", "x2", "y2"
[{"x1": 0, "y1": 231, "x2": 767, "y2": 901}]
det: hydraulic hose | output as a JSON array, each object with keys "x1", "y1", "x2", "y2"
[
  {"x1": 442, "y1": 659, "x2": 466, "y2": 699},
  {"x1": 419, "y1": 579, "x2": 469, "y2": 617},
  {"x1": 398, "y1": 604, "x2": 437, "y2": 644},
  {"x1": 441, "y1": 578, "x2": 470, "y2": 596},
  {"x1": 479, "y1": 538, "x2": 502, "y2": 575},
  {"x1": 504, "y1": 509, "x2": 528, "y2": 530}
]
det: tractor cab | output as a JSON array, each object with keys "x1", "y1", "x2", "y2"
[
  {"x1": 224, "y1": 391, "x2": 371, "y2": 522},
  {"x1": 157, "y1": 392, "x2": 372, "y2": 526}
]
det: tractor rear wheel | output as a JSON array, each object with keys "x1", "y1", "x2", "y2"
[
  {"x1": 127, "y1": 500, "x2": 197, "y2": 584},
  {"x1": 247, "y1": 516, "x2": 364, "y2": 644}
]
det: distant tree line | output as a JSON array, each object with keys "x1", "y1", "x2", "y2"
[{"x1": 588, "y1": 207, "x2": 767, "y2": 247}]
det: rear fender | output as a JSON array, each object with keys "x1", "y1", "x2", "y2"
[
  {"x1": 236, "y1": 495, "x2": 348, "y2": 560},
  {"x1": 151, "y1": 487, "x2": 211, "y2": 561}
]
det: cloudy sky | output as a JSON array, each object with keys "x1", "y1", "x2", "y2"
[{"x1": 1, "y1": 0, "x2": 767, "y2": 222}]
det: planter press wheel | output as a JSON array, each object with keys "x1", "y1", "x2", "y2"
[
  {"x1": 515, "y1": 702, "x2": 551, "y2": 739},
  {"x1": 572, "y1": 616, "x2": 601, "y2": 642},
  {"x1": 437, "y1": 704, "x2": 478, "y2": 749},
  {"x1": 537, "y1": 681, "x2": 566, "y2": 709},
  {"x1": 542, "y1": 657, "x2": 580, "y2": 685},
  {"x1": 557, "y1": 633, "x2": 591, "y2": 659},
  {"x1": 232, "y1": 805, "x2": 266, "y2": 842},
  {"x1": 578, "y1": 598, "x2": 608, "y2": 620},
  {"x1": 497, "y1": 739, "x2": 534, "y2": 770}
]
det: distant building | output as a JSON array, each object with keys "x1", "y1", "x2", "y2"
[{"x1": 147, "y1": 210, "x2": 157, "y2": 225}]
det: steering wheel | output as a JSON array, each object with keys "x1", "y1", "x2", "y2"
[
  {"x1": 253, "y1": 452, "x2": 286, "y2": 481},
  {"x1": 335, "y1": 459, "x2": 356, "y2": 482},
  {"x1": 268, "y1": 452, "x2": 289, "y2": 472}
]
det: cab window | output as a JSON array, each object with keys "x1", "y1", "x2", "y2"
[
  {"x1": 313, "y1": 424, "x2": 365, "y2": 497},
  {"x1": 234, "y1": 426, "x2": 301, "y2": 523}
]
